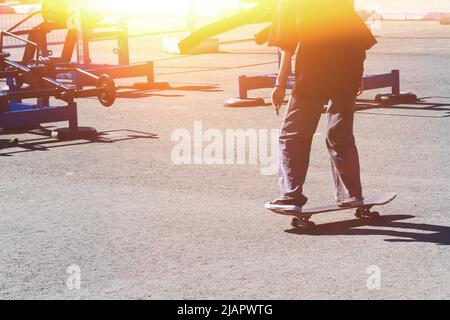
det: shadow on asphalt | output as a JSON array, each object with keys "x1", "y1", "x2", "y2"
[
  {"x1": 0, "y1": 127, "x2": 158, "y2": 156},
  {"x1": 221, "y1": 98, "x2": 450, "y2": 116},
  {"x1": 116, "y1": 84, "x2": 223, "y2": 99},
  {"x1": 355, "y1": 98, "x2": 450, "y2": 119},
  {"x1": 286, "y1": 215, "x2": 450, "y2": 246}
]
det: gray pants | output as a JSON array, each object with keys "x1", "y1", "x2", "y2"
[{"x1": 278, "y1": 95, "x2": 363, "y2": 203}]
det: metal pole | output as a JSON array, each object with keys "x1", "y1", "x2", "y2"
[
  {"x1": 75, "y1": 0, "x2": 91, "y2": 65},
  {"x1": 117, "y1": 16, "x2": 130, "y2": 65}
]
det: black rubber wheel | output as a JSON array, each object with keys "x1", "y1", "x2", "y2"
[
  {"x1": 369, "y1": 211, "x2": 381, "y2": 218},
  {"x1": 97, "y1": 74, "x2": 116, "y2": 107},
  {"x1": 305, "y1": 221, "x2": 316, "y2": 229},
  {"x1": 355, "y1": 208, "x2": 365, "y2": 219},
  {"x1": 291, "y1": 217, "x2": 301, "y2": 228}
]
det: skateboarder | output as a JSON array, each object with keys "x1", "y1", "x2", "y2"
[{"x1": 265, "y1": 0, "x2": 378, "y2": 212}]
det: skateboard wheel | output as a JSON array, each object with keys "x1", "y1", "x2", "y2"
[
  {"x1": 356, "y1": 208, "x2": 380, "y2": 219},
  {"x1": 291, "y1": 217, "x2": 315, "y2": 229},
  {"x1": 355, "y1": 208, "x2": 365, "y2": 218},
  {"x1": 305, "y1": 221, "x2": 316, "y2": 229},
  {"x1": 370, "y1": 211, "x2": 380, "y2": 218},
  {"x1": 291, "y1": 217, "x2": 301, "y2": 228}
]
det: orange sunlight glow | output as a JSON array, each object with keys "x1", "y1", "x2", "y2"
[{"x1": 90, "y1": 0, "x2": 242, "y2": 17}]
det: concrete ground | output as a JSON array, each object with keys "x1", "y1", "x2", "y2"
[{"x1": 0, "y1": 21, "x2": 449, "y2": 300}]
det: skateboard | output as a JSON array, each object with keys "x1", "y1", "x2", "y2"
[{"x1": 268, "y1": 193, "x2": 397, "y2": 229}]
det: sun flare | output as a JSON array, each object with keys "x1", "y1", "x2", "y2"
[{"x1": 89, "y1": 0, "x2": 242, "y2": 17}]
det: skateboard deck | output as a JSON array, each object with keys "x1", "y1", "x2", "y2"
[{"x1": 269, "y1": 193, "x2": 397, "y2": 228}]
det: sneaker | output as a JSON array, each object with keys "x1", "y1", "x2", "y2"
[
  {"x1": 265, "y1": 196, "x2": 308, "y2": 213},
  {"x1": 338, "y1": 198, "x2": 365, "y2": 208}
]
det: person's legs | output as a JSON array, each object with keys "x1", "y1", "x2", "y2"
[
  {"x1": 326, "y1": 96, "x2": 364, "y2": 204},
  {"x1": 278, "y1": 95, "x2": 324, "y2": 201}
]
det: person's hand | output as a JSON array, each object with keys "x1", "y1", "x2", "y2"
[{"x1": 271, "y1": 86, "x2": 286, "y2": 116}]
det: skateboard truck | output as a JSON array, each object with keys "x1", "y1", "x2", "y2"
[
  {"x1": 355, "y1": 207, "x2": 381, "y2": 219},
  {"x1": 291, "y1": 216, "x2": 316, "y2": 229},
  {"x1": 290, "y1": 207, "x2": 381, "y2": 229}
]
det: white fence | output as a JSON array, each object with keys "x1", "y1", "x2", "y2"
[
  {"x1": 356, "y1": 0, "x2": 450, "y2": 19},
  {"x1": 1, "y1": 0, "x2": 449, "y2": 50},
  {"x1": 0, "y1": 0, "x2": 244, "y2": 49}
]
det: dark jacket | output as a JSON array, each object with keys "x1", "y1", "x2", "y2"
[{"x1": 268, "y1": 0, "x2": 377, "y2": 99}]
